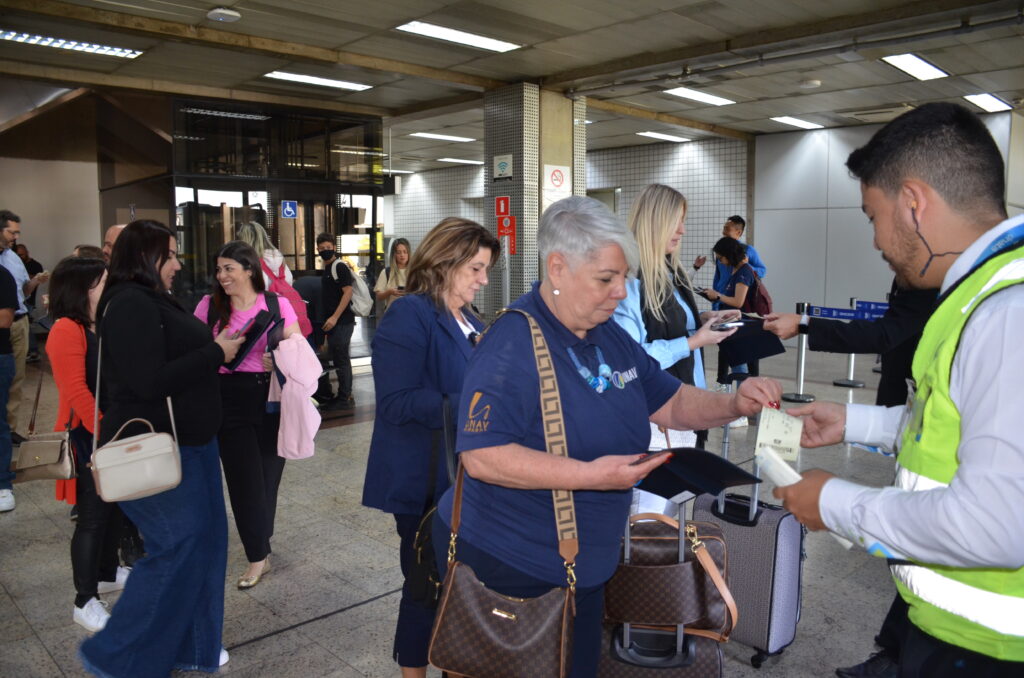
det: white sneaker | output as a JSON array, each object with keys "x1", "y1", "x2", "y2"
[
  {"x1": 219, "y1": 648, "x2": 229, "y2": 667},
  {"x1": 73, "y1": 598, "x2": 110, "y2": 632},
  {"x1": 97, "y1": 566, "x2": 132, "y2": 594},
  {"x1": 0, "y1": 489, "x2": 13, "y2": 512},
  {"x1": 728, "y1": 416, "x2": 748, "y2": 428}
]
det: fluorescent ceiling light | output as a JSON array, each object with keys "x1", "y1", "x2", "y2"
[
  {"x1": 771, "y1": 116, "x2": 824, "y2": 130},
  {"x1": 663, "y1": 86, "x2": 735, "y2": 106},
  {"x1": 382, "y1": 168, "x2": 414, "y2": 174},
  {"x1": 881, "y1": 54, "x2": 948, "y2": 81},
  {"x1": 409, "y1": 132, "x2": 475, "y2": 142},
  {"x1": 396, "y1": 21, "x2": 520, "y2": 53},
  {"x1": 0, "y1": 29, "x2": 142, "y2": 58},
  {"x1": 332, "y1": 149, "x2": 387, "y2": 156},
  {"x1": 264, "y1": 71, "x2": 371, "y2": 91},
  {"x1": 181, "y1": 107, "x2": 271, "y2": 120},
  {"x1": 963, "y1": 93, "x2": 1012, "y2": 113},
  {"x1": 636, "y1": 131, "x2": 690, "y2": 143},
  {"x1": 437, "y1": 157, "x2": 484, "y2": 165}
]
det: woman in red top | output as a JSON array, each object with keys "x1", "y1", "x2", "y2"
[{"x1": 47, "y1": 256, "x2": 129, "y2": 633}]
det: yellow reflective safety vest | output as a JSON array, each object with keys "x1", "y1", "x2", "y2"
[{"x1": 894, "y1": 240, "x2": 1024, "y2": 660}]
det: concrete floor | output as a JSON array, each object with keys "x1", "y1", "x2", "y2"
[{"x1": 1, "y1": 342, "x2": 898, "y2": 677}]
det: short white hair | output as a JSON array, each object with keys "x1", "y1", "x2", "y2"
[{"x1": 538, "y1": 196, "x2": 639, "y2": 276}]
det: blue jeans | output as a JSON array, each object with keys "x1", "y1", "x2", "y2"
[
  {"x1": 0, "y1": 353, "x2": 14, "y2": 490},
  {"x1": 79, "y1": 438, "x2": 228, "y2": 678}
]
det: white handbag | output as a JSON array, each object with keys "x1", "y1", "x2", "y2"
[{"x1": 89, "y1": 338, "x2": 182, "y2": 503}]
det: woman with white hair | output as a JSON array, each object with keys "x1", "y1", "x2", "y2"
[
  {"x1": 614, "y1": 184, "x2": 739, "y2": 452},
  {"x1": 432, "y1": 196, "x2": 781, "y2": 676}
]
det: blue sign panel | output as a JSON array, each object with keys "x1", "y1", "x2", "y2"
[{"x1": 280, "y1": 201, "x2": 298, "y2": 219}]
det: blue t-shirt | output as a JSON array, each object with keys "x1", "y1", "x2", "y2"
[
  {"x1": 437, "y1": 283, "x2": 680, "y2": 587},
  {"x1": 723, "y1": 264, "x2": 756, "y2": 310}
]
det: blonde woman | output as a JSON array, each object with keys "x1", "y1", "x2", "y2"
[
  {"x1": 613, "y1": 184, "x2": 739, "y2": 451},
  {"x1": 374, "y1": 238, "x2": 411, "y2": 313}
]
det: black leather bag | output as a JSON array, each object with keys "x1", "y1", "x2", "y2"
[{"x1": 407, "y1": 395, "x2": 456, "y2": 609}]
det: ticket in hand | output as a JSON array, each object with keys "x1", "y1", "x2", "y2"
[{"x1": 755, "y1": 407, "x2": 802, "y2": 462}]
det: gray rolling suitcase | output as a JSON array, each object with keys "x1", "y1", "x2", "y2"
[{"x1": 691, "y1": 380, "x2": 804, "y2": 668}]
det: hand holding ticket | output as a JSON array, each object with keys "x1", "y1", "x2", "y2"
[{"x1": 755, "y1": 407, "x2": 803, "y2": 462}]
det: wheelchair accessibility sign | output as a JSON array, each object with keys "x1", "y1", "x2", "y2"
[{"x1": 280, "y1": 201, "x2": 298, "y2": 219}]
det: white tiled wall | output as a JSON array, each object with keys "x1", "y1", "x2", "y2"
[
  {"x1": 391, "y1": 165, "x2": 485, "y2": 250},
  {"x1": 586, "y1": 138, "x2": 749, "y2": 295}
]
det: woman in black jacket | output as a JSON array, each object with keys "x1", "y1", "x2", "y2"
[{"x1": 79, "y1": 221, "x2": 244, "y2": 678}]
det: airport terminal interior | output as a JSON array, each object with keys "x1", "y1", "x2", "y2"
[{"x1": 1, "y1": 1, "x2": 1023, "y2": 677}]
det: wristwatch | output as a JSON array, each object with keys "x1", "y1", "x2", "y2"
[{"x1": 797, "y1": 313, "x2": 810, "y2": 334}]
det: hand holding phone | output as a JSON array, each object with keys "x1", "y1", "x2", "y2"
[{"x1": 711, "y1": 320, "x2": 745, "y2": 331}]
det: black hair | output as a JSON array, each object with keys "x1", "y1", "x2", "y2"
[
  {"x1": 846, "y1": 102, "x2": 1007, "y2": 219},
  {"x1": 0, "y1": 210, "x2": 20, "y2": 226},
  {"x1": 726, "y1": 215, "x2": 746, "y2": 231},
  {"x1": 105, "y1": 220, "x2": 175, "y2": 293},
  {"x1": 49, "y1": 256, "x2": 106, "y2": 328},
  {"x1": 316, "y1": 232, "x2": 335, "y2": 246},
  {"x1": 713, "y1": 236, "x2": 748, "y2": 267},
  {"x1": 210, "y1": 240, "x2": 266, "y2": 331}
]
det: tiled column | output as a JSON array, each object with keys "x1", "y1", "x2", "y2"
[{"x1": 482, "y1": 83, "x2": 586, "y2": 315}]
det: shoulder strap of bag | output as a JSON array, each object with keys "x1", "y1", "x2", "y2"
[
  {"x1": 448, "y1": 308, "x2": 579, "y2": 586},
  {"x1": 264, "y1": 291, "x2": 281, "y2": 322}
]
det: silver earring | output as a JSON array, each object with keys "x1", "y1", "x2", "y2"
[{"x1": 553, "y1": 288, "x2": 560, "y2": 296}]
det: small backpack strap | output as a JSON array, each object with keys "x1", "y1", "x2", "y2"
[
  {"x1": 264, "y1": 291, "x2": 281, "y2": 322},
  {"x1": 204, "y1": 295, "x2": 218, "y2": 330}
]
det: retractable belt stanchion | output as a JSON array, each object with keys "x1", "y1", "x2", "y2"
[
  {"x1": 782, "y1": 301, "x2": 815, "y2": 403},
  {"x1": 833, "y1": 297, "x2": 866, "y2": 389}
]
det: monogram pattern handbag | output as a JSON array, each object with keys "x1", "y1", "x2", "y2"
[
  {"x1": 428, "y1": 309, "x2": 578, "y2": 678},
  {"x1": 11, "y1": 372, "x2": 75, "y2": 483},
  {"x1": 89, "y1": 338, "x2": 181, "y2": 503}
]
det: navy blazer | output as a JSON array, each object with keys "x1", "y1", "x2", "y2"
[{"x1": 362, "y1": 293, "x2": 483, "y2": 515}]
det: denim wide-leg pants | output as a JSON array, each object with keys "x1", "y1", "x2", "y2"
[{"x1": 79, "y1": 438, "x2": 228, "y2": 678}]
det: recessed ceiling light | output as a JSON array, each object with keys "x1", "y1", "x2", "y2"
[
  {"x1": 264, "y1": 71, "x2": 372, "y2": 91},
  {"x1": 663, "y1": 86, "x2": 735, "y2": 106},
  {"x1": 963, "y1": 93, "x2": 1012, "y2": 113},
  {"x1": 206, "y1": 7, "x2": 241, "y2": 23},
  {"x1": 881, "y1": 54, "x2": 948, "y2": 81},
  {"x1": 0, "y1": 29, "x2": 142, "y2": 58},
  {"x1": 437, "y1": 157, "x2": 484, "y2": 165},
  {"x1": 396, "y1": 21, "x2": 520, "y2": 53},
  {"x1": 771, "y1": 116, "x2": 824, "y2": 130},
  {"x1": 409, "y1": 132, "x2": 475, "y2": 142},
  {"x1": 636, "y1": 131, "x2": 690, "y2": 143},
  {"x1": 181, "y1": 107, "x2": 270, "y2": 120},
  {"x1": 382, "y1": 168, "x2": 414, "y2": 174}
]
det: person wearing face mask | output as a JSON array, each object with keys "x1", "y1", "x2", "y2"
[
  {"x1": 362, "y1": 218, "x2": 500, "y2": 678},
  {"x1": 374, "y1": 237, "x2": 412, "y2": 313},
  {"x1": 80, "y1": 220, "x2": 244, "y2": 678},
  {"x1": 316, "y1": 233, "x2": 355, "y2": 411}
]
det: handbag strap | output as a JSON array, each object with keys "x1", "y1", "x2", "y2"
[
  {"x1": 28, "y1": 370, "x2": 44, "y2": 435},
  {"x1": 448, "y1": 308, "x2": 579, "y2": 588},
  {"x1": 93, "y1": 335, "x2": 179, "y2": 451}
]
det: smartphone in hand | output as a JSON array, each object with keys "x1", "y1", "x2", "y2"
[
  {"x1": 629, "y1": 450, "x2": 673, "y2": 466},
  {"x1": 231, "y1": 317, "x2": 257, "y2": 340},
  {"x1": 711, "y1": 320, "x2": 745, "y2": 331}
]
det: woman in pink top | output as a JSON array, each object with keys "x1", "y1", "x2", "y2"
[{"x1": 194, "y1": 241, "x2": 300, "y2": 589}]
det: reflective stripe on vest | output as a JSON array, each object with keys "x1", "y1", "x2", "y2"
[
  {"x1": 894, "y1": 466, "x2": 947, "y2": 492},
  {"x1": 893, "y1": 564, "x2": 1024, "y2": 637}
]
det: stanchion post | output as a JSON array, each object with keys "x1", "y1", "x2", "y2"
[
  {"x1": 782, "y1": 301, "x2": 816, "y2": 403},
  {"x1": 834, "y1": 296, "x2": 866, "y2": 388}
]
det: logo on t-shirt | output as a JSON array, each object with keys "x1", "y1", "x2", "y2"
[{"x1": 464, "y1": 391, "x2": 491, "y2": 433}]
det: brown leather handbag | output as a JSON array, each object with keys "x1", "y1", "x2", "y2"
[
  {"x1": 428, "y1": 309, "x2": 578, "y2": 678},
  {"x1": 12, "y1": 372, "x2": 76, "y2": 483},
  {"x1": 604, "y1": 513, "x2": 738, "y2": 643}
]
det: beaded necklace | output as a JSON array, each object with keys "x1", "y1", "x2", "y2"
[{"x1": 566, "y1": 345, "x2": 615, "y2": 394}]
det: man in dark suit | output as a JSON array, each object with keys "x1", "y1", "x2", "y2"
[{"x1": 763, "y1": 279, "x2": 936, "y2": 406}]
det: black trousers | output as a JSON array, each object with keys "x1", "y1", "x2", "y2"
[
  {"x1": 217, "y1": 373, "x2": 286, "y2": 563},
  {"x1": 716, "y1": 350, "x2": 759, "y2": 384},
  {"x1": 392, "y1": 513, "x2": 437, "y2": 668},
  {"x1": 70, "y1": 427, "x2": 123, "y2": 606},
  {"x1": 877, "y1": 593, "x2": 1023, "y2": 676}
]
